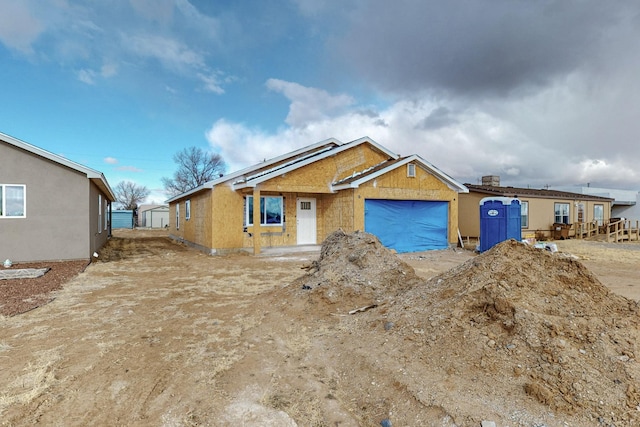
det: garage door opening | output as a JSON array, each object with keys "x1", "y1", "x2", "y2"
[{"x1": 364, "y1": 199, "x2": 449, "y2": 253}]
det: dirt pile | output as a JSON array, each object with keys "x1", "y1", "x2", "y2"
[
  {"x1": 281, "y1": 234, "x2": 640, "y2": 425},
  {"x1": 291, "y1": 229, "x2": 422, "y2": 311},
  {"x1": 369, "y1": 239, "x2": 640, "y2": 425}
]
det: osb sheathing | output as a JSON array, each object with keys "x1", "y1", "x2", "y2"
[
  {"x1": 352, "y1": 165, "x2": 460, "y2": 244},
  {"x1": 171, "y1": 142, "x2": 461, "y2": 252},
  {"x1": 169, "y1": 189, "x2": 214, "y2": 250},
  {"x1": 256, "y1": 145, "x2": 390, "y2": 193}
]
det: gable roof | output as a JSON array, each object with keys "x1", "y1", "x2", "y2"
[
  {"x1": 1, "y1": 131, "x2": 115, "y2": 201},
  {"x1": 332, "y1": 154, "x2": 468, "y2": 192},
  {"x1": 464, "y1": 183, "x2": 613, "y2": 201},
  {"x1": 231, "y1": 136, "x2": 399, "y2": 190},
  {"x1": 167, "y1": 136, "x2": 404, "y2": 202}
]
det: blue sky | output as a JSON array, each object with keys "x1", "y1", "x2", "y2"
[{"x1": 1, "y1": 0, "x2": 640, "y2": 204}]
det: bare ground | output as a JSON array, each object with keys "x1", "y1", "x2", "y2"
[{"x1": 1, "y1": 229, "x2": 639, "y2": 426}]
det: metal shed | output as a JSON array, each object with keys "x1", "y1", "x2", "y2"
[
  {"x1": 112, "y1": 210, "x2": 134, "y2": 229},
  {"x1": 140, "y1": 205, "x2": 169, "y2": 228}
]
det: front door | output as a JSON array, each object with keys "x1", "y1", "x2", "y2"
[{"x1": 297, "y1": 197, "x2": 317, "y2": 245}]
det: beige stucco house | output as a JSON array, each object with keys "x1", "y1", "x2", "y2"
[
  {"x1": 167, "y1": 137, "x2": 468, "y2": 254},
  {"x1": 459, "y1": 176, "x2": 613, "y2": 240},
  {"x1": 0, "y1": 132, "x2": 115, "y2": 262}
]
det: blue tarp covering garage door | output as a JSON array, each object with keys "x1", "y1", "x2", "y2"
[{"x1": 364, "y1": 199, "x2": 449, "y2": 253}]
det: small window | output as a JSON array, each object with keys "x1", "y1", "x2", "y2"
[
  {"x1": 300, "y1": 201, "x2": 311, "y2": 210},
  {"x1": 407, "y1": 163, "x2": 416, "y2": 177},
  {"x1": 176, "y1": 203, "x2": 180, "y2": 230},
  {"x1": 594, "y1": 204, "x2": 604, "y2": 226},
  {"x1": 0, "y1": 184, "x2": 26, "y2": 218},
  {"x1": 98, "y1": 195, "x2": 102, "y2": 234},
  {"x1": 246, "y1": 196, "x2": 283, "y2": 226},
  {"x1": 520, "y1": 201, "x2": 529, "y2": 228},
  {"x1": 554, "y1": 202, "x2": 570, "y2": 224},
  {"x1": 104, "y1": 202, "x2": 109, "y2": 231},
  {"x1": 185, "y1": 199, "x2": 191, "y2": 220}
]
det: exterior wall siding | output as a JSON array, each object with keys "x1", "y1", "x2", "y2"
[
  {"x1": 353, "y1": 165, "x2": 459, "y2": 244},
  {"x1": 90, "y1": 182, "x2": 111, "y2": 256},
  {"x1": 168, "y1": 142, "x2": 464, "y2": 254},
  {"x1": 459, "y1": 191, "x2": 612, "y2": 238},
  {"x1": 0, "y1": 141, "x2": 96, "y2": 261}
]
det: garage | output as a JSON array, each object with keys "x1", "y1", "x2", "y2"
[{"x1": 364, "y1": 199, "x2": 449, "y2": 253}]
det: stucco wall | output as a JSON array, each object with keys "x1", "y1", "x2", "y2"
[{"x1": 0, "y1": 142, "x2": 98, "y2": 262}]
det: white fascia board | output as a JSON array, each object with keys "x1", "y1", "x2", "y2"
[
  {"x1": 411, "y1": 155, "x2": 469, "y2": 193},
  {"x1": 232, "y1": 137, "x2": 385, "y2": 189},
  {"x1": 1, "y1": 131, "x2": 116, "y2": 200},
  {"x1": 331, "y1": 155, "x2": 468, "y2": 193},
  {"x1": 168, "y1": 137, "x2": 344, "y2": 200},
  {"x1": 345, "y1": 136, "x2": 399, "y2": 159}
]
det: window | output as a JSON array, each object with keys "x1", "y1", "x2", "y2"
[
  {"x1": 246, "y1": 196, "x2": 283, "y2": 226},
  {"x1": 98, "y1": 195, "x2": 102, "y2": 233},
  {"x1": 185, "y1": 199, "x2": 191, "y2": 220},
  {"x1": 577, "y1": 203, "x2": 584, "y2": 223},
  {"x1": 104, "y1": 202, "x2": 109, "y2": 231},
  {"x1": 176, "y1": 203, "x2": 180, "y2": 230},
  {"x1": 407, "y1": 163, "x2": 416, "y2": 177},
  {"x1": 594, "y1": 204, "x2": 604, "y2": 226},
  {"x1": 520, "y1": 201, "x2": 529, "y2": 228},
  {"x1": 0, "y1": 184, "x2": 26, "y2": 218},
  {"x1": 554, "y1": 202, "x2": 570, "y2": 224},
  {"x1": 300, "y1": 201, "x2": 311, "y2": 210}
]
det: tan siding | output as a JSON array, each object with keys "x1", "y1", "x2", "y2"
[
  {"x1": 459, "y1": 191, "x2": 612, "y2": 238},
  {"x1": 458, "y1": 192, "x2": 484, "y2": 237}
]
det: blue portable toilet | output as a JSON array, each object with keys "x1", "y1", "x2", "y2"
[{"x1": 479, "y1": 197, "x2": 522, "y2": 252}]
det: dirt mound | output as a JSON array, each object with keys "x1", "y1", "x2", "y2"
[
  {"x1": 272, "y1": 234, "x2": 640, "y2": 425},
  {"x1": 380, "y1": 239, "x2": 640, "y2": 425},
  {"x1": 291, "y1": 229, "x2": 422, "y2": 311}
]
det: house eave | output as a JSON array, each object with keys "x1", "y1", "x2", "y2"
[{"x1": 1, "y1": 131, "x2": 116, "y2": 201}]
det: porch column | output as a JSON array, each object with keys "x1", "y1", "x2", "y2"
[{"x1": 253, "y1": 187, "x2": 261, "y2": 255}]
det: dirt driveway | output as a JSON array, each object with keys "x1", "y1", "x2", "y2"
[{"x1": 1, "y1": 230, "x2": 639, "y2": 426}]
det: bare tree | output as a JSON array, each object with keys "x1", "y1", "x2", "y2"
[
  {"x1": 162, "y1": 146, "x2": 226, "y2": 196},
  {"x1": 114, "y1": 181, "x2": 150, "y2": 210}
]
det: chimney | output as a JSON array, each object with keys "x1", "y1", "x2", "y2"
[{"x1": 482, "y1": 175, "x2": 500, "y2": 187}]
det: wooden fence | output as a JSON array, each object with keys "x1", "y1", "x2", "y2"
[{"x1": 575, "y1": 219, "x2": 640, "y2": 243}]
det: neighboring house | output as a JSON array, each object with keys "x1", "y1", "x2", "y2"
[
  {"x1": 0, "y1": 131, "x2": 115, "y2": 262},
  {"x1": 459, "y1": 176, "x2": 613, "y2": 239},
  {"x1": 551, "y1": 185, "x2": 640, "y2": 222},
  {"x1": 138, "y1": 204, "x2": 169, "y2": 228},
  {"x1": 167, "y1": 137, "x2": 468, "y2": 254},
  {"x1": 112, "y1": 210, "x2": 135, "y2": 229}
]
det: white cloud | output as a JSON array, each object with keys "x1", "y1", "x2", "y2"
[
  {"x1": 78, "y1": 69, "x2": 96, "y2": 85},
  {"x1": 116, "y1": 165, "x2": 144, "y2": 173},
  {"x1": 197, "y1": 72, "x2": 225, "y2": 94},
  {"x1": 104, "y1": 157, "x2": 118, "y2": 164},
  {"x1": 125, "y1": 33, "x2": 205, "y2": 72},
  {"x1": 0, "y1": 0, "x2": 44, "y2": 54},
  {"x1": 129, "y1": 0, "x2": 175, "y2": 25},
  {"x1": 266, "y1": 79, "x2": 355, "y2": 127},
  {"x1": 205, "y1": 78, "x2": 640, "y2": 190}
]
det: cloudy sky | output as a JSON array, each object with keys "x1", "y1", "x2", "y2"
[{"x1": 1, "y1": 0, "x2": 639, "y2": 203}]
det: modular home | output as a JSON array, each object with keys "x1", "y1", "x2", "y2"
[
  {"x1": 167, "y1": 137, "x2": 468, "y2": 254},
  {"x1": 0, "y1": 132, "x2": 115, "y2": 262},
  {"x1": 459, "y1": 176, "x2": 613, "y2": 240}
]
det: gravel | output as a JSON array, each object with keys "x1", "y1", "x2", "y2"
[{"x1": 0, "y1": 260, "x2": 89, "y2": 316}]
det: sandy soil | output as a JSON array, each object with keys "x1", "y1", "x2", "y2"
[{"x1": 1, "y1": 229, "x2": 639, "y2": 426}]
